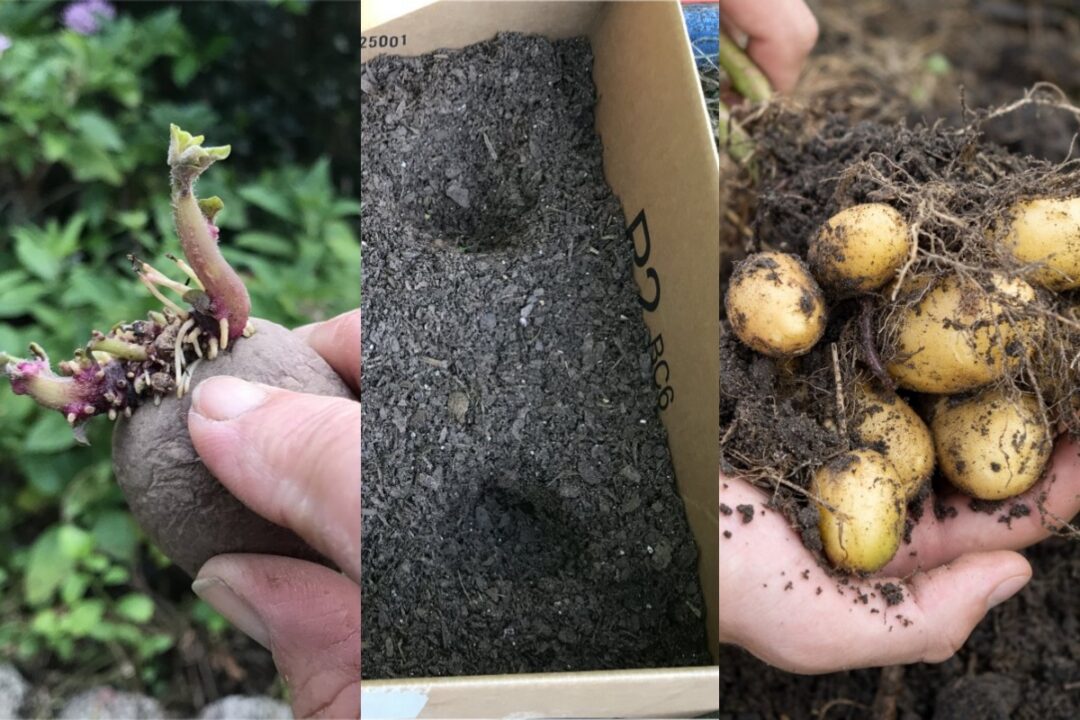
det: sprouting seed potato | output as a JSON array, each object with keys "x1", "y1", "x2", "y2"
[
  {"x1": 812, "y1": 449, "x2": 906, "y2": 573},
  {"x1": 931, "y1": 388, "x2": 1052, "y2": 501},
  {"x1": 851, "y1": 382, "x2": 934, "y2": 499},
  {"x1": 885, "y1": 272, "x2": 1040, "y2": 393},
  {"x1": 809, "y1": 203, "x2": 911, "y2": 293},
  {"x1": 1002, "y1": 197, "x2": 1080, "y2": 290},
  {"x1": 724, "y1": 252, "x2": 827, "y2": 358}
]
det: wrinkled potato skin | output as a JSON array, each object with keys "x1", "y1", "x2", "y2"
[
  {"x1": 725, "y1": 252, "x2": 827, "y2": 358},
  {"x1": 931, "y1": 388, "x2": 1052, "y2": 501},
  {"x1": 1003, "y1": 198, "x2": 1080, "y2": 290},
  {"x1": 810, "y1": 203, "x2": 910, "y2": 293},
  {"x1": 812, "y1": 449, "x2": 905, "y2": 573},
  {"x1": 113, "y1": 319, "x2": 355, "y2": 576},
  {"x1": 885, "y1": 273, "x2": 1040, "y2": 393},
  {"x1": 851, "y1": 383, "x2": 934, "y2": 499}
]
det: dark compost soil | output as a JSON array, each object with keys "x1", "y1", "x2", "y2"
[
  {"x1": 360, "y1": 33, "x2": 711, "y2": 678},
  {"x1": 719, "y1": 1, "x2": 1080, "y2": 717}
]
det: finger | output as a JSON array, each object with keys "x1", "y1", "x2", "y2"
[
  {"x1": 194, "y1": 555, "x2": 360, "y2": 719},
  {"x1": 189, "y1": 377, "x2": 361, "y2": 579},
  {"x1": 720, "y1": 478, "x2": 1031, "y2": 672},
  {"x1": 294, "y1": 309, "x2": 360, "y2": 394},
  {"x1": 719, "y1": 0, "x2": 819, "y2": 92},
  {"x1": 883, "y1": 438, "x2": 1080, "y2": 576}
]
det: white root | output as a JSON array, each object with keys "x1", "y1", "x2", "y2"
[
  {"x1": 186, "y1": 326, "x2": 203, "y2": 359},
  {"x1": 175, "y1": 318, "x2": 196, "y2": 395},
  {"x1": 182, "y1": 359, "x2": 202, "y2": 396},
  {"x1": 243, "y1": 321, "x2": 256, "y2": 338},
  {"x1": 219, "y1": 317, "x2": 230, "y2": 351},
  {"x1": 166, "y1": 253, "x2": 205, "y2": 290},
  {"x1": 139, "y1": 274, "x2": 189, "y2": 319},
  {"x1": 108, "y1": 409, "x2": 118, "y2": 421},
  {"x1": 208, "y1": 336, "x2": 219, "y2": 360}
]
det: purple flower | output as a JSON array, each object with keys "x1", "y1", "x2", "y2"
[
  {"x1": 62, "y1": 0, "x2": 116, "y2": 36},
  {"x1": 0, "y1": 34, "x2": 11, "y2": 56}
]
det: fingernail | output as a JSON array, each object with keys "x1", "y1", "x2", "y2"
[
  {"x1": 191, "y1": 376, "x2": 267, "y2": 421},
  {"x1": 192, "y1": 576, "x2": 271, "y2": 649},
  {"x1": 987, "y1": 574, "x2": 1029, "y2": 610}
]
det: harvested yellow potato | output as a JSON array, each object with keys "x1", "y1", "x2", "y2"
[
  {"x1": 1002, "y1": 197, "x2": 1080, "y2": 290},
  {"x1": 851, "y1": 382, "x2": 934, "y2": 499},
  {"x1": 885, "y1": 272, "x2": 1041, "y2": 393},
  {"x1": 809, "y1": 203, "x2": 911, "y2": 293},
  {"x1": 812, "y1": 449, "x2": 906, "y2": 573},
  {"x1": 724, "y1": 252, "x2": 827, "y2": 358},
  {"x1": 931, "y1": 388, "x2": 1052, "y2": 501}
]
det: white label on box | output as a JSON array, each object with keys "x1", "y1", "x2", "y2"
[{"x1": 360, "y1": 688, "x2": 429, "y2": 719}]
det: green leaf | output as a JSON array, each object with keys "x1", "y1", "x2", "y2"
[
  {"x1": 235, "y1": 231, "x2": 294, "y2": 258},
  {"x1": 31, "y1": 609, "x2": 60, "y2": 638},
  {"x1": 61, "y1": 599, "x2": 106, "y2": 637},
  {"x1": 0, "y1": 281, "x2": 46, "y2": 319},
  {"x1": 14, "y1": 232, "x2": 61, "y2": 281},
  {"x1": 139, "y1": 633, "x2": 175, "y2": 657},
  {"x1": 325, "y1": 220, "x2": 361, "y2": 267},
  {"x1": 60, "y1": 572, "x2": 91, "y2": 604},
  {"x1": 18, "y1": 451, "x2": 85, "y2": 498},
  {"x1": 57, "y1": 524, "x2": 95, "y2": 560},
  {"x1": 91, "y1": 511, "x2": 138, "y2": 563},
  {"x1": 332, "y1": 199, "x2": 364, "y2": 217},
  {"x1": 102, "y1": 566, "x2": 130, "y2": 585},
  {"x1": 238, "y1": 184, "x2": 294, "y2": 222},
  {"x1": 69, "y1": 142, "x2": 122, "y2": 185},
  {"x1": 23, "y1": 413, "x2": 77, "y2": 454},
  {"x1": 115, "y1": 593, "x2": 155, "y2": 624},
  {"x1": 41, "y1": 132, "x2": 71, "y2": 163},
  {"x1": 72, "y1": 111, "x2": 124, "y2": 152},
  {"x1": 82, "y1": 552, "x2": 110, "y2": 572},
  {"x1": 115, "y1": 210, "x2": 148, "y2": 230},
  {"x1": 24, "y1": 528, "x2": 74, "y2": 606},
  {"x1": 172, "y1": 54, "x2": 201, "y2": 87}
]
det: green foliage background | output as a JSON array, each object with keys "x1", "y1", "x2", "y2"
[{"x1": 0, "y1": 0, "x2": 359, "y2": 708}]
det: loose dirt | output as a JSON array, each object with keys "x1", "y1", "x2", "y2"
[{"x1": 360, "y1": 33, "x2": 710, "y2": 678}]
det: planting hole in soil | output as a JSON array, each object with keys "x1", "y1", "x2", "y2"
[
  {"x1": 1, "y1": 126, "x2": 352, "y2": 576},
  {"x1": 719, "y1": 2, "x2": 1080, "y2": 717},
  {"x1": 360, "y1": 33, "x2": 711, "y2": 678}
]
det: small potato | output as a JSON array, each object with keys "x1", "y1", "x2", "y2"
[
  {"x1": 851, "y1": 382, "x2": 934, "y2": 499},
  {"x1": 812, "y1": 449, "x2": 906, "y2": 573},
  {"x1": 931, "y1": 388, "x2": 1052, "y2": 500},
  {"x1": 809, "y1": 203, "x2": 911, "y2": 293},
  {"x1": 1002, "y1": 197, "x2": 1080, "y2": 290},
  {"x1": 885, "y1": 272, "x2": 1040, "y2": 393},
  {"x1": 724, "y1": 252, "x2": 827, "y2": 358}
]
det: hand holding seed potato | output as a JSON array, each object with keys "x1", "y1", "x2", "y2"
[
  {"x1": 187, "y1": 309, "x2": 360, "y2": 719},
  {"x1": 719, "y1": 443, "x2": 1080, "y2": 672}
]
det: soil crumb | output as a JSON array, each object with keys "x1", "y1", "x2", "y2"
[{"x1": 360, "y1": 33, "x2": 709, "y2": 678}]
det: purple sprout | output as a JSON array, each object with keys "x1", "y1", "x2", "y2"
[
  {"x1": 62, "y1": 0, "x2": 116, "y2": 36},
  {"x1": 2, "y1": 126, "x2": 254, "y2": 442}
]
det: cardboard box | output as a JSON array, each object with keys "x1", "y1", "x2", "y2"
[{"x1": 360, "y1": 2, "x2": 720, "y2": 717}]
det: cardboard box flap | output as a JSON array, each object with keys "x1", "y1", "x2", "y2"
[{"x1": 362, "y1": 666, "x2": 721, "y2": 719}]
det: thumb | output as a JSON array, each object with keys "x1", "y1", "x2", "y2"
[
  {"x1": 193, "y1": 554, "x2": 360, "y2": 719},
  {"x1": 898, "y1": 550, "x2": 1031, "y2": 665},
  {"x1": 188, "y1": 376, "x2": 361, "y2": 578}
]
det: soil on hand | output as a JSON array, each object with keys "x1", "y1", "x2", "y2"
[{"x1": 360, "y1": 33, "x2": 710, "y2": 678}]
